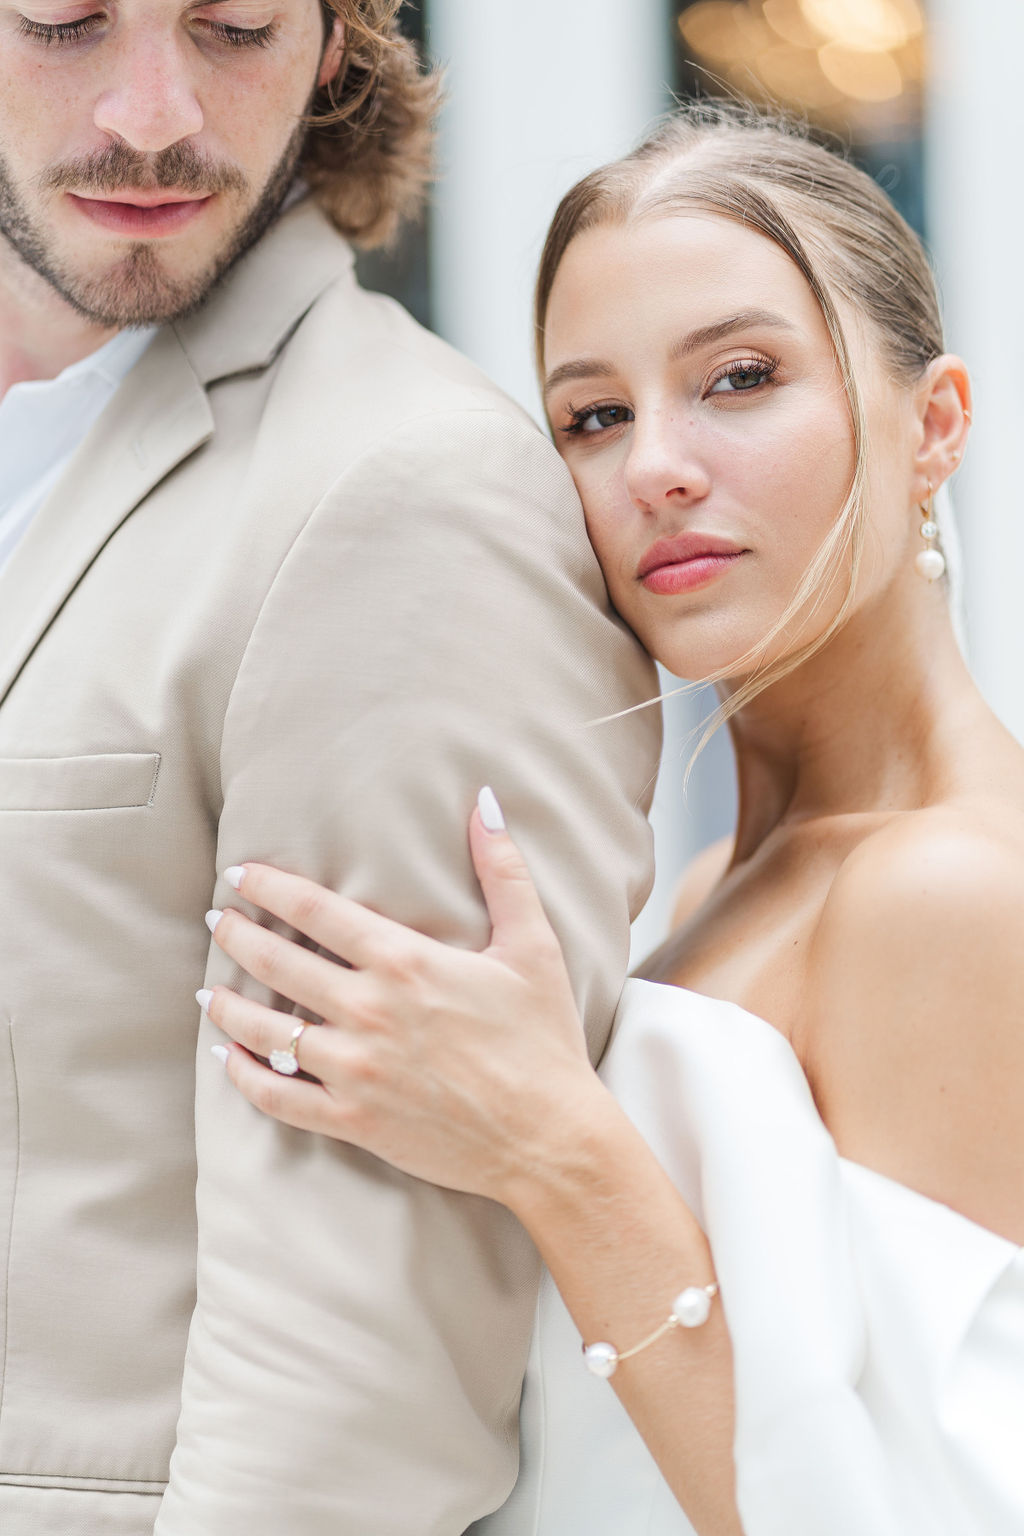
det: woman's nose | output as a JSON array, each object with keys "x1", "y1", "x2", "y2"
[{"x1": 623, "y1": 414, "x2": 711, "y2": 514}]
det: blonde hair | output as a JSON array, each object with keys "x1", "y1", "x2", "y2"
[
  {"x1": 302, "y1": 1, "x2": 442, "y2": 248},
  {"x1": 535, "y1": 101, "x2": 945, "y2": 744}
]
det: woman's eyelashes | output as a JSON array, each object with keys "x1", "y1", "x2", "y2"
[
  {"x1": 706, "y1": 354, "x2": 781, "y2": 395},
  {"x1": 558, "y1": 355, "x2": 782, "y2": 440},
  {"x1": 561, "y1": 402, "x2": 635, "y2": 438}
]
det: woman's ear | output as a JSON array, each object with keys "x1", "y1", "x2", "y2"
[
  {"x1": 911, "y1": 354, "x2": 972, "y2": 503},
  {"x1": 318, "y1": 17, "x2": 345, "y2": 90}
]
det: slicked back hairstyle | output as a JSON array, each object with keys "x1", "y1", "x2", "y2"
[
  {"x1": 302, "y1": 1, "x2": 441, "y2": 248},
  {"x1": 535, "y1": 101, "x2": 946, "y2": 745}
]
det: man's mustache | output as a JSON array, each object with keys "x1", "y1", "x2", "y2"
[{"x1": 40, "y1": 141, "x2": 248, "y2": 197}]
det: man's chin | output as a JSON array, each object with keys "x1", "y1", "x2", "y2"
[
  {"x1": 56, "y1": 242, "x2": 230, "y2": 328},
  {"x1": 43, "y1": 169, "x2": 296, "y2": 327},
  {"x1": 1, "y1": 117, "x2": 306, "y2": 329}
]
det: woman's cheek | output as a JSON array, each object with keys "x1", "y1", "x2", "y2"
[{"x1": 578, "y1": 450, "x2": 636, "y2": 548}]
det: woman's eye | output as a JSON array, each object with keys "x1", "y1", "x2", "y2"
[
  {"x1": 707, "y1": 361, "x2": 777, "y2": 395},
  {"x1": 563, "y1": 404, "x2": 635, "y2": 437},
  {"x1": 17, "y1": 14, "x2": 103, "y2": 44}
]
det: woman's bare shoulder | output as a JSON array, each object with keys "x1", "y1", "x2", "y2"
[
  {"x1": 828, "y1": 801, "x2": 1024, "y2": 910},
  {"x1": 801, "y1": 804, "x2": 1024, "y2": 1242}
]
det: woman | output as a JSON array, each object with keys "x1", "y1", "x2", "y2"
[{"x1": 199, "y1": 104, "x2": 1024, "y2": 1534}]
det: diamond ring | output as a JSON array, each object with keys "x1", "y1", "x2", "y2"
[{"x1": 269, "y1": 1022, "x2": 307, "y2": 1077}]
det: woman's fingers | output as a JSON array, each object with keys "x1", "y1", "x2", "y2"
[
  {"x1": 470, "y1": 789, "x2": 560, "y2": 958},
  {"x1": 215, "y1": 1040, "x2": 342, "y2": 1138},
  {"x1": 208, "y1": 906, "x2": 358, "y2": 1022},
  {"x1": 200, "y1": 789, "x2": 592, "y2": 1196},
  {"x1": 213, "y1": 788, "x2": 557, "y2": 1031},
  {"x1": 220, "y1": 862, "x2": 409, "y2": 970},
  {"x1": 201, "y1": 984, "x2": 330, "y2": 1083}
]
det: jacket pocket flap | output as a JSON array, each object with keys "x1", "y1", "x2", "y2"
[{"x1": 0, "y1": 753, "x2": 161, "y2": 811}]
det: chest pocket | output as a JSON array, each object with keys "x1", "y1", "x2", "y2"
[{"x1": 0, "y1": 753, "x2": 160, "y2": 811}]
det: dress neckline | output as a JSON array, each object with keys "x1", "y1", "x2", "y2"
[{"x1": 624, "y1": 976, "x2": 1023, "y2": 1255}]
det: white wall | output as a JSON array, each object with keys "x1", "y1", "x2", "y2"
[
  {"x1": 426, "y1": 0, "x2": 670, "y2": 422},
  {"x1": 630, "y1": 673, "x2": 738, "y2": 962},
  {"x1": 926, "y1": 0, "x2": 1024, "y2": 742}
]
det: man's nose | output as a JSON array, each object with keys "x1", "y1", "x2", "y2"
[
  {"x1": 93, "y1": 35, "x2": 204, "y2": 153},
  {"x1": 623, "y1": 413, "x2": 712, "y2": 513}
]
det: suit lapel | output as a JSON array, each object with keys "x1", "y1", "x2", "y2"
[
  {"x1": 0, "y1": 330, "x2": 212, "y2": 708},
  {"x1": 0, "y1": 198, "x2": 353, "y2": 709},
  {"x1": 173, "y1": 197, "x2": 354, "y2": 386}
]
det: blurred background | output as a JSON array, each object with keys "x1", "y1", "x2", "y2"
[{"x1": 360, "y1": 0, "x2": 1023, "y2": 959}]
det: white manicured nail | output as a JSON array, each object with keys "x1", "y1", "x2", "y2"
[
  {"x1": 478, "y1": 786, "x2": 506, "y2": 833},
  {"x1": 223, "y1": 866, "x2": 245, "y2": 891},
  {"x1": 196, "y1": 988, "x2": 214, "y2": 1011},
  {"x1": 205, "y1": 909, "x2": 223, "y2": 934},
  {"x1": 210, "y1": 1045, "x2": 229, "y2": 1066}
]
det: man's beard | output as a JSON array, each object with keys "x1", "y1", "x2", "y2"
[{"x1": 0, "y1": 125, "x2": 306, "y2": 328}]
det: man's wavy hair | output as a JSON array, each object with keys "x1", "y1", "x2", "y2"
[{"x1": 302, "y1": 1, "x2": 441, "y2": 248}]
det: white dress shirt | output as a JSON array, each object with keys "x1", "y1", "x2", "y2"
[{"x1": 0, "y1": 326, "x2": 156, "y2": 576}]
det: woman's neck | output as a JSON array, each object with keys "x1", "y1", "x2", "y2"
[{"x1": 724, "y1": 588, "x2": 994, "y2": 863}]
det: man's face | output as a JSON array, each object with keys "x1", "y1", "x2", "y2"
[{"x1": 0, "y1": 0, "x2": 341, "y2": 325}]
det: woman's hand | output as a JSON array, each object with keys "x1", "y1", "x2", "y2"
[{"x1": 201, "y1": 789, "x2": 608, "y2": 1205}]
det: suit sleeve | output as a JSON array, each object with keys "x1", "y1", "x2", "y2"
[{"x1": 154, "y1": 407, "x2": 661, "y2": 1535}]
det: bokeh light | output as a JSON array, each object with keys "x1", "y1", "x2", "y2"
[{"x1": 677, "y1": 0, "x2": 924, "y2": 133}]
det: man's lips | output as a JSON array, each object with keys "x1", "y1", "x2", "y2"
[
  {"x1": 80, "y1": 189, "x2": 211, "y2": 207},
  {"x1": 67, "y1": 192, "x2": 214, "y2": 237}
]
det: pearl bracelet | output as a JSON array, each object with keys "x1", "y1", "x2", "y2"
[{"x1": 582, "y1": 1282, "x2": 719, "y2": 1378}]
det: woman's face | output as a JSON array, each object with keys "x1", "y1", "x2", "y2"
[{"x1": 543, "y1": 212, "x2": 916, "y2": 682}]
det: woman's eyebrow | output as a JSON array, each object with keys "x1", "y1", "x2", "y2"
[
  {"x1": 669, "y1": 309, "x2": 798, "y2": 360},
  {"x1": 544, "y1": 309, "x2": 798, "y2": 401},
  {"x1": 543, "y1": 358, "x2": 615, "y2": 400}
]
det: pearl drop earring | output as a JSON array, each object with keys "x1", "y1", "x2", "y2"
[{"x1": 915, "y1": 482, "x2": 945, "y2": 582}]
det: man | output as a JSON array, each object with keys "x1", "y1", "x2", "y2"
[{"x1": 0, "y1": 3, "x2": 660, "y2": 1532}]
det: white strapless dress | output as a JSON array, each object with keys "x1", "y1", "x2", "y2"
[{"x1": 473, "y1": 979, "x2": 1024, "y2": 1536}]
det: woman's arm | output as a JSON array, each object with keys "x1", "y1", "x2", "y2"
[
  {"x1": 203, "y1": 796, "x2": 743, "y2": 1535},
  {"x1": 502, "y1": 1093, "x2": 741, "y2": 1535}
]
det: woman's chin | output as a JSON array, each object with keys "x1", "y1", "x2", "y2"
[
  {"x1": 646, "y1": 614, "x2": 832, "y2": 692},
  {"x1": 646, "y1": 642, "x2": 763, "y2": 688}
]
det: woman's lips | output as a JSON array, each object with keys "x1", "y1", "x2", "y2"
[
  {"x1": 640, "y1": 552, "x2": 745, "y2": 595},
  {"x1": 67, "y1": 193, "x2": 214, "y2": 237},
  {"x1": 637, "y1": 533, "x2": 747, "y2": 595}
]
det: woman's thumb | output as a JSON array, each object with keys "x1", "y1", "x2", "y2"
[{"x1": 469, "y1": 787, "x2": 551, "y2": 953}]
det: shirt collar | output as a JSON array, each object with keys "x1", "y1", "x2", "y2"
[
  {"x1": 0, "y1": 327, "x2": 157, "y2": 513},
  {"x1": 17, "y1": 325, "x2": 158, "y2": 397}
]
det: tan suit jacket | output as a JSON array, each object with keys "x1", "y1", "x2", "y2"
[{"x1": 0, "y1": 199, "x2": 660, "y2": 1535}]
